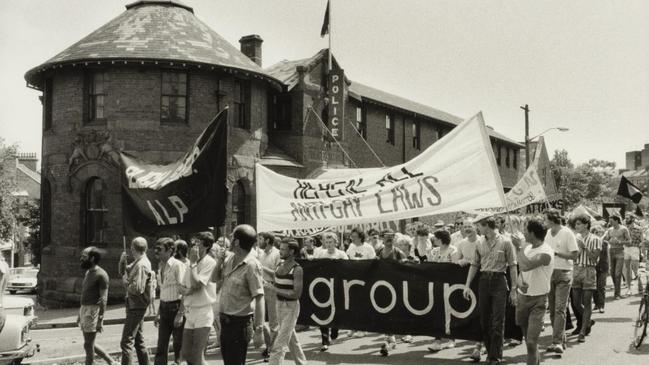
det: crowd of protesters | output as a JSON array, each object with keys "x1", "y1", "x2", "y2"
[{"x1": 73, "y1": 209, "x2": 649, "y2": 365}]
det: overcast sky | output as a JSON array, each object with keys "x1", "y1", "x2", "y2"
[{"x1": 1, "y1": 0, "x2": 647, "y2": 168}]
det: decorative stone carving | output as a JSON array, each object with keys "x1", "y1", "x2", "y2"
[{"x1": 68, "y1": 131, "x2": 120, "y2": 173}]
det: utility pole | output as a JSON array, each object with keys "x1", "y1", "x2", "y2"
[{"x1": 521, "y1": 104, "x2": 530, "y2": 168}]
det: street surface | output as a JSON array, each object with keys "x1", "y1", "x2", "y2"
[{"x1": 17, "y1": 275, "x2": 649, "y2": 365}]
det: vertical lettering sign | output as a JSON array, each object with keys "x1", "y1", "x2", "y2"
[{"x1": 328, "y1": 69, "x2": 345, "y2": 140}]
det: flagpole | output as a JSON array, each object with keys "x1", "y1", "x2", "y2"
[{"x1": 328, "y1": 0, "x2": 332, "y2": 72}]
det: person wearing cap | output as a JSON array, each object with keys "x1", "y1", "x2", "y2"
[
  {"x1": 463, "y1": 216, "x2": 518, "y2": 365},
  {"x1": 544, "y1": 209, "x2": 579, "y2": 354}
]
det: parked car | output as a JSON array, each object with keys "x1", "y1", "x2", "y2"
[
  {"x1": 6, "y1": 268, "x2": 38, "y2": 295},
  {"x1": 0, "y1": 311, "x2": 38, "y2": 365},
  {"x1": 2, "y1": 297, "x2": 36, "y2": 328}
]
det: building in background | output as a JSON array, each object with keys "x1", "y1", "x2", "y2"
[
  {"x1": 25, "y1": 1, "x2": 523, "y2": 305},
  {"x1": 626, "y1": 143, "x2": 649, "y2": 171},
  {"x1": 0, "y1": 153, "x2": 40, "y2": 267}
]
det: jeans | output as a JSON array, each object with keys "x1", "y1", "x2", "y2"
[
  {"x1": 624, "y1": 254, "x2": 642, "y2": 293},
  {"x1": 594, "y1": 270, "x2": 607, "y2": 309},
  {"x1": 220, "y1": 314, "x2": 253, "y2": 365},
  {"x1": 548, "y1": 269, "x2": 572, "y2": 345},
  {"x1": 269, "y1": 300, "x2": 307, "y2": 365},
  {"x1": 120, "y1": 308, "x2": 149, "y2": 365},
  {"x1": 154, "y1": 300, "x2": 183, "y2": 365},
  {"x1": 320, "y1": 327, "x2": 339, "y2": 346},
  {"x1": 515, "y1": 294, "x2": 547, "y2": 365},
  {"x1": 610, "y1": 250, "x2": 624, "y2": 296},
  {"x1": 478, "y1": 273, "x2": 508, "y2": 362},
  {"x1": 263, "y1": 287, "x2": 279, "y2": 350},
  {"x1": 571, "y1": 287, "x2": 594, "y2": 336}
]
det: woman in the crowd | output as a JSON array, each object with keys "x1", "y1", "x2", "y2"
[
  {"x1": 314, "y1": 232, "x2": 348, "y2": 352},
  {"x1": 427, "y1": 229, "x2": 460, "y2": 352}
]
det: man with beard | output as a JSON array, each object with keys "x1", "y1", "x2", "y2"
[
  {"x1": 79, "y1": 246, "x2": 114, "y2": 365},
  {"x1": 256, "y1": 232, "x2": 281, "y2": 361}
]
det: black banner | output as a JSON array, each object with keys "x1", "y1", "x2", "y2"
[
  {"x1": 120, "y1": 109, "x2": 228, "y2": 235},
  {"x1": 297, "y1": 259, "x2": 522, "y2": 341}
]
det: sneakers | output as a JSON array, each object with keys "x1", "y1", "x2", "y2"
[
  {"x1": 354, "y1": 331, "x2": 366, "y2": 338},
  {"x1": 469, "y1": 348, "x2": 481, "y2": 362},
  {"x1": 578, "y1": 334, "x2": 586, "y2": 343},
  {"x1": 428, "y1": 340, "x2": 443, "y2": 352},
  {"x1": 261, "y1": 348, "x2": 270, "y2": 362},
  {"x1": 320, "y1": 345, "x2": 329, "y2": 352},
  {"x1": 347, "y1": 330, "x2": 356, "y2": 338},
  {"x1": 380, "y1": 343, "x2": 389, "y2": 357},
  {"x1": 547, "y1": 344, "x2": 564, "y2": 354},
  {"x1": 598, "y1": 307, "x2": 605, "y2": 313},
  {"x1": 401, "y1": 335, "x2": 414, "y2": 343},
  {"x1": 444, "y1": 340, "x2": 456, "y2": 349}
]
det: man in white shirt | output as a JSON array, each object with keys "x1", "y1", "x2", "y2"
[
  {"x1": 513, "y1": 219, "x2": 554, "y2": 365},
  {"x1": 180, "y1": 232, "x2": 217, "y2": 365},
  {"x1": 257, "y1": 232, "x2": 281, "y2": 360},
  {"x1": 455, "y1": 219, "x2": 480, "y2": 267},
  {"x1": 544, "y1": 209, "x2": 579, "y2": 354},
  {"x1": 413, "y1": 225, "x2": 431, "y2": 262},
  {"x1": 154, "y1": 237, "x2": 186, "y2": 365}
]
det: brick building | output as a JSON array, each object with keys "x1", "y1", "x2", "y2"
[
  {"x1": 626, "y1": 143, "x2": 649, "y2": 171},
  {"x1": 25, "y1": 1, "x2": 522, "y2": 305}
]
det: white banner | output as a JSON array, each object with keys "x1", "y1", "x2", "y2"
[
  {"x1": 256, "y1": 113, "x2": 506, "y2": 232},
  {"x1": 469, "y1": 161, "x2": 548, "y2": 215}
]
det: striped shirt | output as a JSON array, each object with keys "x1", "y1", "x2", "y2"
[
  {"x1": 575, "y1": 233, "x2": 602, "y2": 267},
  {"x1": 275, "y1": 262, "x2": 300, "y2": 301},
  {"x1": 158, "y1": 256, "x2": 185, "y2": 302}
]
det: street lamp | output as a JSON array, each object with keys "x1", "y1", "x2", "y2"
[{"x1": 521, "y1": 104, "x2": 569, "y2": 168}]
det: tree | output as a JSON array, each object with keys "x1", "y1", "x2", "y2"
[
  {"x1": 550, "y1": 150, "x2": 618, "y2": 210},
  {"x1": 17, "y1": 199, "x2": 40, "y2": 265},
  {"x1": 0, "y1": 138, "x2": 18, "y2": 241}
]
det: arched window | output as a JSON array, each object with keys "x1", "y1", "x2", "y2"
[
  {"x1": 231, "y1": 180, "x2": 248, "y2": 226},
  {"x1": 86, "y1": 178, "x2": 108, "y2": 245}
]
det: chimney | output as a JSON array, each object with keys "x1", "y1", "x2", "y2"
[
  {"x1": 239, "y1": 34, "x2": 263, "y2": 67},
  {"x1": 16, "y1": 152, "x2": 38, "y2": 172}
]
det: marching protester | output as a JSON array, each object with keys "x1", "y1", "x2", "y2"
[
  {"x1": 174, "y1": 239, "x2": 189, "y2": 265},
  {"x1": 79, "y1": 246, "x2": 113, "y2": 365},
  {"x1": 413, "y1": 224, "x2": 432, "y2": 262},
  {"x1": 210, "y1": 224, "x2": 265, "y2": 365},
  {"x1": 367, "y1": 228, "x2": 384, "y2": 255},
  {"x1": 603, "y1": 215, "x2": 629, "y2": 299},
  {"x1": 300, "y1": 236, "x2": 317, "y2": 260},
  {"x1": 396, "y1": 233, "x2": 420, "y2": 264},
  {"x1": 592, "y1": 225, "x2": 609, "y2": 313},
  {"x1": 427, "y1": 229, "x2": 459, "y2": 352},
  {"x1": 625, "y1": 214, "x2": 644, "y2": 295},
  {"x1": 314, "y1": 232, "x2": 348, "y2": 351},
  {"x1": 264, "y1": 239, "x2": 308, "y2": 365},
  {"x1": 208, "y1": 236, "x2": 229, "y2": 350},
  {"x1": 453, "y1": 219, "x2": 484, "y2": 362},
  {"x1": 153, "y1": 237, "x2": 186, "y2": 365},
  {"x1": 463, "y1": 216, "x2": 518, "y2": 365},
  {"x1": 512, "y1": 219, "x2": 553, "y2": 365},
  {"x1": 544, "y1": 209, "x2": 579, "y2": 354},
  {"x1": 450, "y1": 218, "x2": 466, "y2": 246},
  {"x1": 570, "y1": 214, "x2": 602, "y2": 342},
  {"x1": 118, "y1": 237, "x2": 154, "y2": 365},
  {"x1": 256, "y1": 232, "x2": 282, "y2": 360},
  {"x1": 181, "y1": 232, "x2": 217, "y2": 365},
  {"x1": 345, "y1": 228, "x2": 376, "y2": 338},
  {"x1": 377, "y1": 229, "x2": 407, "y2": 356}
]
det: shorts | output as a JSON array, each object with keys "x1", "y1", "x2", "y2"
[
  {"x1": 184, "y1": 304, "x2": 214, "y2": 329},
  {"x1": 79, "y1": 304, "x2": 100, "y2": 333},
  {"x1": 624, "y1": 247, "x2": 640, "y2": 261},
  {"x1": 572, "y1": 266, "x2": 597, "y2": 290},
  {"x1": 515, "y1": 294, "x2": 547, "y2": 343}
]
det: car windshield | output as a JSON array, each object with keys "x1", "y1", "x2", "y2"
[{"x1": 9, "y1": 268, "x2": 38, "y2": 278}]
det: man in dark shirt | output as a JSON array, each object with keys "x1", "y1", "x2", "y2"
[{"x1": 78, "y1": 246, "x2": 113, "y2": 365}]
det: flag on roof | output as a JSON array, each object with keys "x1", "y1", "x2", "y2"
[
  {"x1": 320, "y1": 0, "x2": 330, "y2": 37},
  {"x1": 617, "y1": 176, "x2": 644, "y2": 204}
]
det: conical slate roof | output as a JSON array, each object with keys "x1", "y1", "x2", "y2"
[{"x1": 25, "y1": 0, "x2": 280, "y2": 88}]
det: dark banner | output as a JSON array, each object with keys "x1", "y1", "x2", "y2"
[
  {"x1": 602, "y1": 202, "x2": 626, "y2": 220},
  {"x1": 120, "y1": 109, "x2": 228, "y2": 235},
  {"x1": 297, "y1": 259, "x2": 522, "y2": 341}
]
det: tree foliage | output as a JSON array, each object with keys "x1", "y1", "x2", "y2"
[
  {"x1": 0, "y1": 138, "x2": 18, "y2": 241},
  {"x1": 549, "y1": 149, "x2": 617, "y2": 209},
  {"x1": 17, "y1": 199, "x2": 41, "y2": 264}
]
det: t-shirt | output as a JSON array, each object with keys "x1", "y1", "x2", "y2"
[
  {"x1": 314, "y1": 248, "x2": 348, "y2": 260},
  {"x1": 456, "y1": 237, "x2": 479, "y2": 263},
  {"x1": 518, "y1": 242, "x2": 554, "y2": 296},
  {"x1": 450, "y1": 231, "x2": 464, "y2": 247},
  {"x1": 257, "y1": 246, "x2": 281, "y2": 282},
  {"x1": 81, "y1": 266, "x2": 110, "y2": 306},
  {"x1": 575, "y1": 233, "x2": 602, "y2": 267},
  {"x1": 183, "y1": 254, "x2": 217, "y2": 308},
  {"x1": 346, "y1": 242, "x2": 376, "y2": 260},
  {"x1": 544, "y1": 226, "x2": 578, "y2": 271}
]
